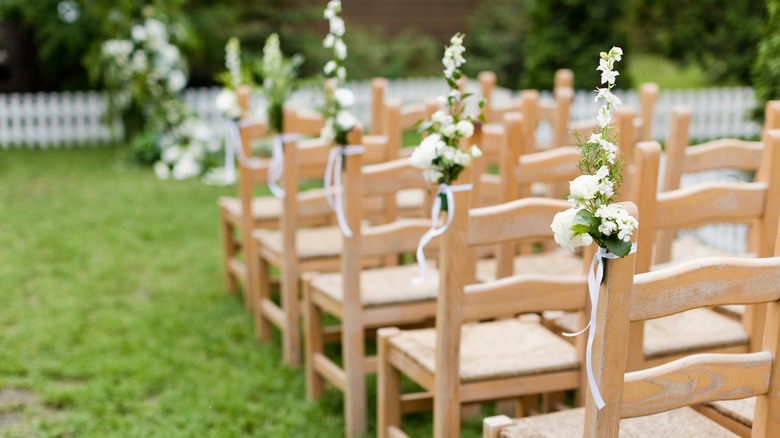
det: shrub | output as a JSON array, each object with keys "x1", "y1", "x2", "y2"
[{"x1": 751, "y1": 0, "x2": 780, "y2": 121}]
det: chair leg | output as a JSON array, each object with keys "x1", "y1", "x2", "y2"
[
  {"x1": 253, "y1": 248, "x2": 273, "y2": 343},
  {"x1": 281, "y1": 266, "x2": 301, "y2": 366},
  {"x1": 219, "y1": 209, "x2": 239, "y2": 294},
  {"x1": 343, "y1": 312, "x2": 367, "y2": 437},
  {"x1": 378, "y1": 327, "x2": 402, "y2": 438},
  {"x1": 303, "y1": 279, "x2": 325, "y2": 400}
]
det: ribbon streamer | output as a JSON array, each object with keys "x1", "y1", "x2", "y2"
[
  {"x1": 324, "y1": 144, "x2": 365, "y2": 237},
  {"x1": 222, "y1": 120, "x2": 239, "y2": 184},
  {"x1": 412, "y1": 183, "x2": 474, "y2": 285},
  {"x1": 231, "y1": 119, "x2": 264, "y2": 170},
  {"x1": 266, "y1": 133, "x2": 300, "y2": 198},
  {"x1": 563, "y1": 242, "x2": 637, "y2": 410}
]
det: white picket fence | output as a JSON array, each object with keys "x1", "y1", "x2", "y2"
[{"x1": 0, "y1": 78, "x2": 764, "y2": 148}]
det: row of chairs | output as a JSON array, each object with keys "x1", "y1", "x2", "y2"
[{"x1": 216, "y1": 73, "x2": 780, "y2": 437}]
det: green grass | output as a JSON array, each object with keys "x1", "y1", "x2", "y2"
[
  {"x1": 627, "y1": 53, "x2": 707, "y2": 89},
  {"x1": 0, "y1": 147, "x2": 486, "y2": 437}
]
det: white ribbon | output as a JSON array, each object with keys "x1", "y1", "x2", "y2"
[
  {"x1": 266, "y1": 133, "x2": 300, "y2": 198},
  {"x1": 231, "y1": 119, "x2": 264, "y2": 170},
  {"x1": 412, "y1": 183, "x2": 474, "y2": 284},
  {"x1": 222, "y1": 120, "x2": 239, "y2": 184},
  {"x1": 563, "y1": 243, "x2": 637, "y2": 410},
  {"x1": 324, "y1": 144, "x2": 365, "y2": 237}
]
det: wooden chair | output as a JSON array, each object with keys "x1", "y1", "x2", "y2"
[
  {"x1": 218, "y1": 87, "x2": 331, "y2": 300},
  {"x1": 302, "y1": 148, "x2": 441, "y2": 437},
  {"x1": 624, "y1": 133, "x2": 780, "y2": 370},
  {"x1": 483, "y1": 230, "x2": 780, "y2": 438},
  {"x1": 475, "y1": 112, "x2": 587, "y2": 282},
  {"x1": 249, "y1": 115, "x2": 392, "y2": 366},
  {"x1": 376, "y1": 187, "x2": 593, "y2": 437}
]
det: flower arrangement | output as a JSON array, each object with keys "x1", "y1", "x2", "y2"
[
  {"x1": 550, "y1": 47, "x2": 638, "y2": 257},
  {"x1": 409, "y1": 33, "x2": 483, "y2": 188},
  {"x1": 100, "y1": 17, "x2": 189, "y2": 140},
  {"x1": 321, "y1": 0, "x2": 357, "y2": 145},
  {"x1": 215, "y1": 37, "x2": 244, "y2": 121},
  {"x1": 257, "y1": 33, "x2": 305, "y2": 134},
  {"x1": 153, "y1": 116, "x2": 223, "y2": 181}
]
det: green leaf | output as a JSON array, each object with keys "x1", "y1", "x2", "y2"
[
  {"x1": 571, "y1": 224, "x2": 592, "y2": 234},
  {"x1": 574, "y1": 208, "x2": 599, "y2": 227},
  {"x1": 604, "y1": 236, "x2": 632, "y2": 258},
  {"x1": 446, "y1": 77, "x2": 457, "y2": 89}
]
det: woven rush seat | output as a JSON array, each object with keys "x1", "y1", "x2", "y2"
[
  {"x1": 218, "y1": 196, "x2": 282, "y2": 222},
  {"x1": 310, "y1": 264, "x2": 438, "y2": 307},
  {"x1": 475, "y1": 250, "x2": 583, "y2": 282},
  {"x1": 555, "y1": 307, "x2": 746, "y2": 359},
  {"x1": 708, "y1": 397, "x2": 756, "y2": 428},
  {"x1": 253, "y1": 226, "x2": 345, "y2": 260},
  {"x1": 497, "y1": 406, "x2": 740, "y2": 437},
  {"x1": 388, "y1": 318, "x2": 578, "y2": 383}
]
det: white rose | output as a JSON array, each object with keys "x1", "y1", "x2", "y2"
[
  {"x1": 469, "y1": 145, "x2": 482, "y2": 158},
  {"x1": 455, "y1": 120, "x2": 474, "y2": 138},
  {"x1": 551, "y1": 207, "x2": 593, "y2": 251},
  {"x1": 441, "y1": 145, "x2": 457, "y2": 162},
  {"x1": 336, "y1": 110, "x2": 356, "y2": 130},
  {"x1": 334, "y1": 88, "x2": 354, "y2": 107},
  {"x1": 409, "y1": 134, "x2": 440, "y2": 169},
  {"x1": 569, "y1": 174, "x2": 600, "y2": 201}
]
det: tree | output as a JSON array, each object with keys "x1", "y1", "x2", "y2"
[{"x1": 751, "y1": 0, "x2": 780, "y2": 121}]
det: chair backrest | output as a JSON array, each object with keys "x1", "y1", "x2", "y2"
[
  {"x1": 630, "y1": 132, "x2": 780, "y2": 359},
  {"x1": 434, "y1": 183, "x2": 590, "y2": 434},
  {"x1": 584, "y1": 232, "x2": 780, "y2": 437}
]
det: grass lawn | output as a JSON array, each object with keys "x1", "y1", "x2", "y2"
[{"x1": 0, "y1": 147, "x2": 486, "y2": 437}]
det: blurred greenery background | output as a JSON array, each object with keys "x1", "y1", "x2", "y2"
[{"x1": 0, "y1": 0, "x2": 769, "y2": 93}]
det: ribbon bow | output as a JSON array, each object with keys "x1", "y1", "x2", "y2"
[
  {"x1": 563, "y1": 243, "x2": 637, "y2": 410},
  {"x1": 412, "y1": 183, "x2": 473, "y2": 284},
  {"x1": 324, "y1": 144, "x2": 365, "y2": 237}
]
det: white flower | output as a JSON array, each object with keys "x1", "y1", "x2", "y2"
[
  {"x1": 159, "y1": 44, "x2": 180, "y2": 65},
  {"x1": 154, "y1": 161, "x2": 170, "y2": 179},
  {"x1": 454, "y1": 150, "x2": 472, "y2": 166},
  {"x1": 441, "y1": 124, "x2": 457, "y2": 138},
  {"x1": 334, "y1": 39, "x2": 347, "y2": 60},
  {"x1": 102, "y1": 40, "x2": 133, "y2": 57},
  {"x1": 321, "y1": 119, "x2": 335, "y2": 142},
  {"x1": 168, "y1": 70, "x2": 187, "y2": 92},
  {"x1": 172, "y1": 156, "x2": 201, "y2": 180},
  {"x1": 569, "y1": 174, "x2": 600, "y2": 201},
  {"x1": 597, "y1": 105, "x2": 612, "y2": 128},
  {"x1": 131, "y1": 51, "x2": 148, "y2": 72},
  {"x1": 334, "y1": 88, "x2": 354, "y2": 107},
  {"x1": 162, "y1": 146, "x2": 182, "y2": 164},
  {"x1": 609, "y1": 46, "x2": 623, "y2": 61},
  {"x1": 131, "y1": 25, "x2": 147, "y2": 42},
  {"x1": 336, "y1": 66, "x2": 346, "y2": 81},
  {"x1": 441, "y1": 145, "x2": 457, "y2": 162},
  {"x1": 323, "y1": 34, "x2": 335, "y2": 48},
  {"x1": 422, "y1": 168, "x2": 444, "y2": 184},
  {"x1": 336, "y1": 110, "x2": 356, "y2": 130},
  {"x1": 600, "y1": 69, "x2": 619, "y2": 85},
  {"x1": 551, "y1": 207, "x2": 593, "y2": 251},
  {"x1": 410, "y1": 133, "x2": 441, "y2": 169},
  {"x1": 329, "y1": 17, "x2": 345, "y2": 37},
  {"x1": 595, "y1": 88, "x2": 621, "y2": 107},
  {"x1": 455, "y1": 120, "x2": 474, "y2": 138},
  {"x1": 323, "y1": 60, "x2": 337, "y2": 75},
  {"x1": 216, "y1": 89, "x2": 242, "y2": 120},
  {"x1": 431, "y1": 110, "x2": 453, "y2": 126},
  {"x1": 144, "y1": 18, "x2": 168, "y2": 43},
  {"x1": 469, "y1": 145, "x2": 482, "y2": 158},
  {"x1": 595, "y1": 204, "x2": 638, "y2": 242}
]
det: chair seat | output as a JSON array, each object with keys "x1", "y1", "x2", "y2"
[
  {"x1": 497, "y1": 406, "x2": 739, "y2": 437},
  {"x1": 475, "y1": 250, "x2": 583, "y2": 282},
  {"x1": 396, "y1": 188, "x2": 425, "y2": 211},
  {"x1": 707, "y1": 396, "x2": 755, "y2": 428},
  {"x1": 389, "y1": 318, "x2": 578, "y2": 383},
  {"x1": 253, "y1": 226, "x2": 344, "y2": 260},
  {"x1": 219, "y1": 196, "x2": 281, "y2": 222},
  {"x1": 310, "y1": 264, "x2": 439, "y2": 307},
  {"x1": 555, "y1": 308, "x2": 747, "y2": 359}
]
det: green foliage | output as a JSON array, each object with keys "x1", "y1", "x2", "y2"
[
  {"x1": 464, "y1": 0, "x2": 530, "y2": 89},
  {"x1": 634, "y1": 0, "x2": 765, "y2": 85},
  {"x1": 129, "y1": 128, "x2": 160, "y2": 164},
  {"x1": 521, "y1": 0, "x2": 632, "y2": 90},
  {"x1": 751, "y1": 0, "x2": 780, "y2": 122}
]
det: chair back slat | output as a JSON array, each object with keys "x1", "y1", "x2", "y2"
[
  {"x1": 654, "y1": 182, "x2": 768, "y2": 230},
  {"x1": 630, "y1": 257, "x2": 780, "y2": 322},
  {"x1": 467, "y1": 198, "x2": 571, "y2": 247},
  {"x1": 515, "y1": 146, "x2": 581, "y2": 185},
  {"x1": 683, "y1": 139, "x2": 764, "y2": 173},
  {"x1": 361, "y1": 158, "x2": 428, "y2": 198},
  {"x1": 462, "y1": 274, "x2": 587, "y2": 321},
  {"x1": 358, "y1": 219, "x2": 437, "y2": 258},
  {"x1": 621, "y1": 352, "x2": 772, "y2": 419}
]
